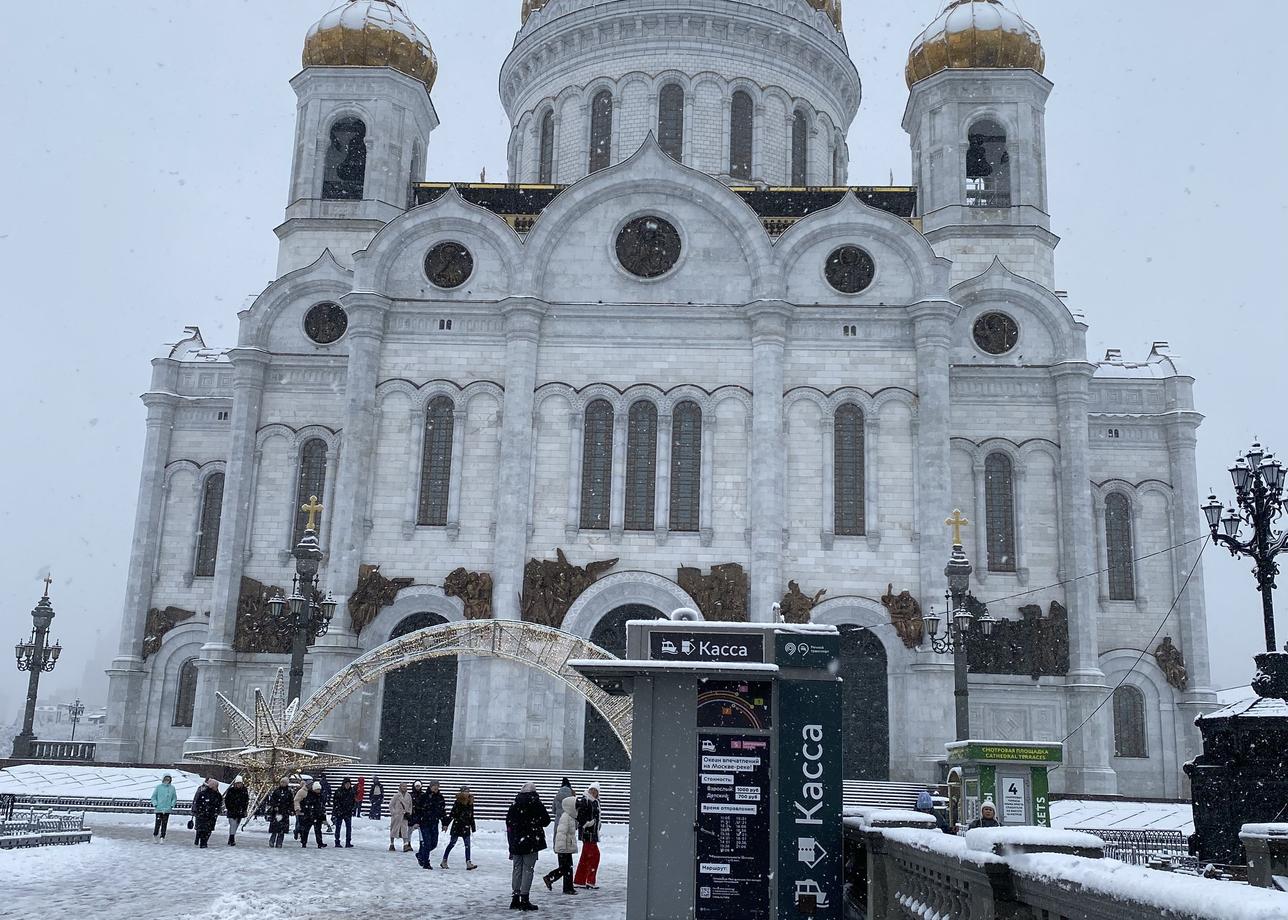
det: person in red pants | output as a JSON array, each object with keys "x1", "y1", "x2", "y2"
[{"x1": 573, "y1": 783, "x2": 602, "y2": 889}]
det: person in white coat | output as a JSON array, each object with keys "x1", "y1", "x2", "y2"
[
  {"x1": 388, "y1": 782, "x2": 414, "y2": 852},
  {"x1": 542, "y1": 796, "x2": 579, "y2": 895}
]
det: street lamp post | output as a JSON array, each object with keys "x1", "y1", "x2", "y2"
[
  {"x1": 267, "y1": 496, "x2": 336, "y2": 704},
  {"x1": 13, "y1": 576, "x2": 62, "y2": 758},
  {"x1": 66, "y1": 698, "x2": 85, "y2": 743}
]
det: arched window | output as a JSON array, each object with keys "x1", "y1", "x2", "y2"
[
  {"x1": 966, "y1": 118, "x2": 1010, "y2": 208},
  {"x1": 658, "y1": 83, "x2": 685, "y2": 161},
  {"x1": 670, "y1": 401, "x2": 702, "y2": 532},
  {"x1": 322, "y1": 117, "x2": 367, "y2": 200},
  {"x1": 580, "y1": 400, "x2": 614, "y2": 529},
  {"x1": 624, "y1": 401, "x2": 657, "y2": 532},
  {"x1": 791, "y1": 109, "x2": 809, "y2": 185},
  {"x1": 832, "y1": 141, "x2": 843, "y2": 185},
  {"x1": 984, "y1": 452, "x2": 1017, "y2": 573},
  {"x1": 588, "y1": 90, "x2": 613, "y2": 173},
  {"x1": 407, "y1": 139, "x2": 424, "y2": 208},
  {"x1": 1105, "y1": 492, "x2": 1136, "y2": 600},
  {"x1": 293, "y1": 438, "x2": 329, "y2": 544},
  {"x1": 538, "y1": 110, "x2": 555, "y2": 183},
  {"x1": 193, "y1": 472, "x2": 225, "y2": 578},
  {"x1": 173, "y1": 658, "x2": 198, "y2": 727},
  {"x1": 1112, "y1": 685, "x2": 1147, "y2": 758},
  {"x1": 834, "y1": 404, "x2": 865, "y2": 536},
  {"x1": 729, "y1": 90, "x2": 753, "y2": 180},
  {"x1": 417, "y1": 396, "x2": 455, "y2": 527}
]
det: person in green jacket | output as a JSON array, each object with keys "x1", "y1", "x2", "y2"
[{"x1": 151, "y1": 774, "x2": 177, "y2": 842}]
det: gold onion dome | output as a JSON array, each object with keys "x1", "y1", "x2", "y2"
[
  {"x1": 303, "y1": 0, "x2": 438, "y2": 91},
  {"x1": 905, "y1": 0, "x2": 1044, "y2": 88}
]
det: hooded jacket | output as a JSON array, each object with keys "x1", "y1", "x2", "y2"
[
  {"x1": 506, "y1": 785, "x2": 552, "y2": 856},
  {"x1": 553, "y1": 796, "x2": 579, "y2": 855},
  {"x1": 151, "y1": 782, "x2": 177, "y2": 814},
  {"x1": 224, "y1": 783, "x2": 250, "y2": 820}
]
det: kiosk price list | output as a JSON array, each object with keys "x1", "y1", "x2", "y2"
[{"x1": 695, "y1": 733, "x2": 771, "y2": 920}]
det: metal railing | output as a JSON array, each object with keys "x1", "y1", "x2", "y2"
[
  {"x1": 1077, "y1": 828, "x2": 1200, "y2": 872},
  {"x1": 29, "y1": 740, "x2": 96, "y2": 762},
  {"x1": 0, "y1": 807, "x2": 90, "y2": 848}
]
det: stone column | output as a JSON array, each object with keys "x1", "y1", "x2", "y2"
[
  {"x1": 100, "y1": 363, "x2": 180, "y2": 763},
  {"x1": 185, "y1": 347, "x2": 271, "y2": 752},
  {"x1": 908, "y1": 302, "x2": 957, "y2": 613},
  {"x1": 1051, "y1": 361, "x2": 1117, "y2": 794},
  {"x1": 654, "y1": 410, "x2": 672, "y2": 541},
  {"x1": 746, "y1": 301, "x2": 792, "y2": 623}
]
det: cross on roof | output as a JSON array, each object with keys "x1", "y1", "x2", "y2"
[
  {"x1": 301, "y1": 496, "x2": 324, "y2": 532},
  {"x1": 945, "y1": 510, "x2": 969, "y2": 546},
  {"x1": 41, "y1": 573, "x2": 53, "y2": 597}
]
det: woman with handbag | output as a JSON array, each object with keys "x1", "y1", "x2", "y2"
[
  {"x1": 388, "y1": 782, "x2": 414, "y2": 852},
  {"x1": 441, "y1": 785, "x2": 477, "y2": 870},
  {"x1": 573, "y1": 783, "x2": 602, "y2": 889},
  {"x1": 190, "y1": 777, "x2": 223, "y2": 848}
]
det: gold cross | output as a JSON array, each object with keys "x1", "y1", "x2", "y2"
[
  {"x1": 301, "y1": 495, "x2": 324, "y2": 532},
  {"x1": 41, "y1": 573, "x2": 53, "y2": 597},
  {"x1": 945, "y1": 509, "x2": 969, "y2": 546}
]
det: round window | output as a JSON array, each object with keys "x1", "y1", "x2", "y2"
[
  {"x1": 616, "y1": 216, "x2": 682, "y2": 279},
  {"x1": 424, "y1": 241, "x2": 474, "y2": 289},
  {"x1": 303, "y1": 302, "x2": 348, "y2": 345},
  {"x1": 972, "y1": 312, "x2": 1020, "y2": 355},
  {"x1": 824, "y1": 245, "x2": 876, "y2": 294}
]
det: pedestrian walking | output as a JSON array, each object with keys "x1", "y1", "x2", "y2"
[
  {"x1": 320, "y1": 775, "x2": 333, "y2": 809},
  {"x1": 191, "y1": 777, "x2": 223, "y2": 848},
  {"x1": 442, "y1": 785, "x2": 477, "y2": 870},
  {"x1": 915, "y1": 788, "x2": 950, "y2": 833},
  {"x1": 388, "y1": 782, "x2": 414, "y2": 852},
  {"x1": 411, "y1": 780, "x2": 447, "y2": 869},
  {"x1": 369, "y1": 778, "x2": 385, "y2": 820},
  {"x1": 573, "y1": 783, "x2": 602, "y2": 889},
  {"x1": 551, "y1": 777, "x2": 574, "y2": 818},
  {"x1": 542, "y1": 795, "x2": 579, "y2": 895},
  {"x1": 299, "y1": 781, "x2": 329, "y2": 848},
  {"x1": 150, "y1": 774, "x2": 176, "y2": 843},
  {"x1": 968, "y1": 800, "x2": 1001, "y2": 830},
  {"x1": 506, "y1": 781, "x2": 552, "y2": 912},
  {"x1": 332, "y1": 777, "x2": 358, "y2": 848},
  {"x1": 265, "y1": 777, "x2": 294, "y2": 848},
  {"x1": 293, "y1": 776, "x2": 309, "y2": 840},
  {"x1": 224, "y1": 775, "x2": 250, "y2": 846}
]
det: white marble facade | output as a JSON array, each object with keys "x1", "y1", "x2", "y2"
[{"x1": 101, "y1": 0, "x2": 1216, "y2": 798}]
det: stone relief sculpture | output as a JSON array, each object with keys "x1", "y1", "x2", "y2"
[
  {"x1": 349, "y1": 564, "x2": 415, "y2": 637},
  {"x1": 1154, "y1": 636, "x2": 1189, "y2": 691},
  {"x1": 677, "y1": 563, "x2": 750, "y2": 622},
  {"x1": 444, "y1": 567, "x2": 494, "y2": 620},
  {"x1": 233, "y1": 576, "x2": 292, "y2": 654},
  {"x1": 521, "y1": 549, "x2": 618, "y2": 629},
  {"x1": 780, "y1": 581, "x2": 826, "y2": 624},
  {"x1": 141, "y1": 605, "x2": 197, "y2": 660},
  {"x1": 968, "y1": 600, "x2": 1070, "y2": 680},
  {"x1": 881, "y1": 583, "x2": 924, "y2": 649}
]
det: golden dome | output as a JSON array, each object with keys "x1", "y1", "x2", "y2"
[
  {"x1": 805, "y1": 0, "x2": 843, "y2": 30},
  {"x1": 521, "y1": 0, "x2": 549, "y2": 22},
  {"x1": 905, "y1": 0, "x2": 1044, "y2": 88},
  {"x1": 303, "y1": 0, "x2": 438, "y2": 91}
]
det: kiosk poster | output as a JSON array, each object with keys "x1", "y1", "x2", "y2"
[
  {"x1": 777, "y1": 679, "x2": 843, "y2": 918},
  {"x1": 695, "y1": 732, "x2": 771, "y2": 920}
]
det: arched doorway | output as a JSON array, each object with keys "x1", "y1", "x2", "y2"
[
  {"x1": 583, "y1": 604, "x2": 665, "y2": 770},
  {"x1": 838, "y1": 624, "x2": 889, "y2": 780},
  {"x1": 378, "y1": 612, "x2": 457, "y2": 765}
]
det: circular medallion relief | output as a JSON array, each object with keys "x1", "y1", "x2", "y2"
[
  {"x1": 972, "y1": 312, "x2": 1020, "y2": 355},
  {"x1": 303, "y1": 301, "x2": 348, "y2": 345},
  {"x1": 616, "y1": 216, "x2": 682, "y2": 279},
  {"x1": 824, "y1": 245, "x2": 876, "y2": 294},
  {"x1": 424, "y1": 241, "x2": 474, "y2": 289}
]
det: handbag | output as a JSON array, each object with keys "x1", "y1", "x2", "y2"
[{"x1": 187, "y1": 818, "x2": 194, "y2": 830}]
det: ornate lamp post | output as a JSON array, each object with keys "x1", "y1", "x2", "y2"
[
  {"x1": 65, "y1": 698, "x2": 85, "y2": 743},
  {"x1": 921, "y1": 511, "x2": 996, "y2": 741},
  {"x1": 13, "y1": 576, "x2": 62, "y2": 758},
  {"x1": 267, "y1": 496, "x2": 336, "y2": 704}
]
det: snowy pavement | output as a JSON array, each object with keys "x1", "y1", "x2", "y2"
[{"x1": 1, "y1": 813, "x2": 627, "y2": 920}]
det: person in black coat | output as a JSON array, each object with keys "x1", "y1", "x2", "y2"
[
  {"x1": 368, "y1": 778, "x2": 384, "y2": 820},
  {"x1": 967, "y1": 800, "x2": 1001, "y2": 830},
  {"x1": 409, "y1": 780, "x2": 447, "y2": 869},
  {"x1": 298, "y1": 781, "x2": 328, "y2": 848},
  {"x1": 191, "y1": 777, "x2": 224, "y2": 848},
  {"x1": 506, "y1": 782, "x2": 552, "y2": 911},
  {"x1": 332, "y1": 777, "x2": 358, "y2": 848},
  {"x1": 265, "y1": 778, "x2": 294, "y2": 848},
  {"x1": 224, "y1": 775, "x2": 250, "y2": 846}
]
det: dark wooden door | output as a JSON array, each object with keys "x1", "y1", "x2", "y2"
[
  {"x1": 838, "y1": 625, "x2": 889, "y2": 780},
  {"x1": 583, "y1": 604, "x2": 665, "y2": 770},
  {"x1": 378, "y1": 612, "x2": 456, "y2": 765}
]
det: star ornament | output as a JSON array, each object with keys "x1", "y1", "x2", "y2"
[{"x1": 186, "y1": 668, "x2": 357, "y2": 822}]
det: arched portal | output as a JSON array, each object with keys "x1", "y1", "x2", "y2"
[
  {"x1": 838, "y1": 624, "x2": 889, "y2": 780},
  {"x1": 583, "y1": 604, "x2": 666, "y2": 770},
  {"x1": 378, "y1": 612, "x2": 457, "y2": 765}
]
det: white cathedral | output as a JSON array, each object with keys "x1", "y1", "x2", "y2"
[{"x1": 101, "y1": 0, "x2": 1216, "y2": 798}]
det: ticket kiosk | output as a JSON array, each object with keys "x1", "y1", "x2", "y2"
[{"x1": 945, "y1": 740, "x2": 1063, "y2": 828}]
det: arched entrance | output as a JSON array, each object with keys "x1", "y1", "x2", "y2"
[
  {"x1": 583, "y1": 604, "x2": 666, "y2": 770},
  {"x1": 838, "y1": 624, "x2": 889, "y2": 780},
  {"x1": 378, "y1": 612, "x2": 457, "y2": 765}
]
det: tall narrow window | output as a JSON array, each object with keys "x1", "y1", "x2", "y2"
[
  {"x1": 1112, "y1": 685, "x2": 1147, "y2": 758},
  {"x1": 293, "y1": 438, "x2": 329, "y2": 544},
  {"x1": 588, "y1": 90, "x2": 613, "y2": 173},
  {"x1": 670, "y1": 401, "x2": 702, "y2": 532},
  {"x1": 658, "y1": 84, "x2": 685, "y2": 162},
  {"x1": 193, "y1": 472, "x2": 225, "y2": 577},
  {"x1": 834, "y1": 404, "x2": 865, "y2": 536},
  {"x1": 173, "y1": 658, "x2": 198, "y2": 727},
  {"x1": 418, "y1": 396, "x2": 455, "y2": 527},
  {"x1": 966, "y1": 119, "x2": 1010, "y2": 207},
  {"x1": 1105, "y1": 492, "x2": 1136, "y2": 600},
  {"x1": 407, "y1": 139, "x2": 424, "y2": 209},
  {"x1": 580, "y1": 400, "x2": 614, "y2": 529},
  {"x1": 791, "y1": 109, "x2": 809, "y2": 185},
  {"x1": 322, "y1": 117, "x2": 367, "y2": 200},
  {"x1": 538, "y1": 110, "x2": 555, "y2": 183},
  {"x1": 624, "y1": 401, "x2": 657, "y2": 531},
  {"x1": 729, "y1": 90, "x2": 753, "y2": 180},
  {"x1": 832, "y1": 141, "x2": 843, "y2": 185},
  {"x1": 984, "y1": 452, "x2": 1017, "y2": 573}
]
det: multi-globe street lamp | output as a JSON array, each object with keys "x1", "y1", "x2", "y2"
[
  {"x1": 12, "y1": 575, "x2": 62, "y2": 758},
  {"x1": 65, "y1": 698, "x2": 85, "y2": 743},
  {"x1": 267, "y1": 496, "x2": 336, "y2": 704}
]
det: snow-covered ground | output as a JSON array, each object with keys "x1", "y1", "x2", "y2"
[{"x1": 1, "y1": 813, "x2": 627, "y2": 920}]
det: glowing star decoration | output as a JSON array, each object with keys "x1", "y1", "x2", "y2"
[{"x1": 185, "y1": 668, "x2": 357, "y2": 824}]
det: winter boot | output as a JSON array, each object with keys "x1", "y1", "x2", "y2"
[
  {"x1": 441, "y1": 857, "x2": 449, "y2": 869},
  {"x1": 228, "y1": 834, "x2": 236, "y2": 846},
  {"x1": 403, "y1": 842, "x2": 413, "y2": 853},
  {"x1": 389, "y1": 842, "x2": 395, "y2": 852},
  {"x1": 520, "y1": 895, "x2": 539, "y2": 911},
  {"x1": 509, "y1": 895, "x2": 522, "y2": 910},
  {"x1": 466, "y1": 861, "x2": 478, "y2": 870},
  {"x1": 543, "y1": 872, "x2": 555, "y2": 891}
]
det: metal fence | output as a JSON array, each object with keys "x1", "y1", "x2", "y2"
[{"x1": 1073, "y1": 828, "x2": 1201, "y2": 873}]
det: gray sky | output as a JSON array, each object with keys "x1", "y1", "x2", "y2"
[{"x1": 1, "y1": 1, "x2": 1283, "y2": 721}]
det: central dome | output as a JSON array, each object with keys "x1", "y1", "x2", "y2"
[
  {"x1": 522, "y1": 0, "x2": 842, "y2": 31},
  {"x1": 303, "y1": 0, "x2": 438, "y2": 91},
  {"x1": 905, "y1": 0, "x2": 1043, "y2": 88}
]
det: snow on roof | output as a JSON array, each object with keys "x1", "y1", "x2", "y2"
[
  {"x1": 1050, "y1": 798, "x2": 1194, "y2": 834},
  {"x1": 1094, "y1": 342, "x2": 1184, "y2": 379},
  {"x1": 844, "y1": 806, "x2": 937, "y2": 829},
  {"x1": 307, "y1": 0, "x2": 429, "y2": 47},
  {"x1": 966, "y1": 826, "x2": 1104, "y2": 852},
  {"x1": 1201, "y1": 694, "x2": 1288, "y2": 721},
  {"x1": 0, "y1": 764, "x2": 211, "y2": 800}
]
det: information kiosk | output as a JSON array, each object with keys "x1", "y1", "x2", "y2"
[
  {"x1": 572, "y1": 618, "x2": 843, "y2": 920},
  {"x1": 945, "y1": 740, "x2": 1063, "y2": 828}
]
